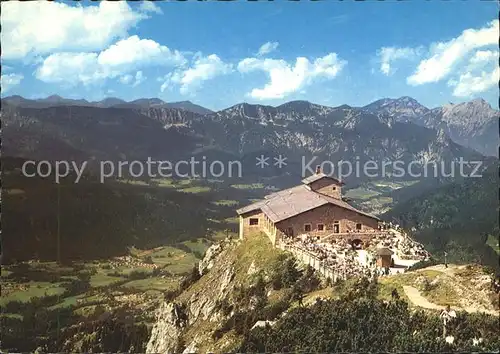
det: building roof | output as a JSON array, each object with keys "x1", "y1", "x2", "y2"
[
  {"x1": 301, "y1": 173, "x2": 344, "y2": 186},
  {"x1": 236, "y1": 184, "x2": 380, "y2": 223},
  {"x1": 376, "y1": 247, "x2": 394, "y2": 256}
]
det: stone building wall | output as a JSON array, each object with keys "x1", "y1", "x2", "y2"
[
  {"x1": 275, "y1": 204, "x2": 379, "y2": 242},
  {"x1": 308, "y1": 178, "x2": 342, "y2": 199},
  {"x1": 240, "y1": 210, "x2": 277, "y2": 244}
]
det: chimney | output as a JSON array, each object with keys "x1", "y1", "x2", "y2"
[{"x1": 315, "y1": 165, "x2": 321, "y2": 175}]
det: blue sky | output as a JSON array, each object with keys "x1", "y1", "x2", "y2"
[{"x1": 1, "y1": 0, "x2": 498, "y2": 111}]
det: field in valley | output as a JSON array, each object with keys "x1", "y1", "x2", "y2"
[
  {"x1": 1, "y1": 173, "x2": 261, "y2": 351},
  {"x1": 345, "y1": 180, "x2": 419, "y2": 215},
  {"x1": 1, "y1": 236, "x2": 221, "y2": 320}
]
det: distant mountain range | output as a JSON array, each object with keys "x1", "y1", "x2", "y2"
[
  {"x1": 362, "y1": 96, "x2": 498, "y2": 157},
  {"x1": 1, "y1": 103, "x2": 198, "y2": 164},
  {"x1": 4, "y1": 95, "x2": 497, "y2": 156},
  {"x1": 1, "y1": 95, "x2": 497, "y2": 186},
  {"x1": 2, "y1": 95, "x2": 214, "y2": 115}
]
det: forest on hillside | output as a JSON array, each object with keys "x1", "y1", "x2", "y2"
[
  {"x1": 384, "y1": 165, "x2": 499, "y2": 270},
  {"x1": 239, "y1": 277, "x2": 500, "y2": 352},
  {"x1": 1, "y1": 157, "x2": 236, "y2": 263}
]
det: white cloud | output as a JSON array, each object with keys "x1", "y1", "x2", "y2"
[
  {"x1": 97, "y1": 35, "x2": 185, "y2": 71},
  {"x1": 35, "y1": 36, "x2": 185, "y2": 86},
  {"x1": 237, "y1": 53, "x2": 346, "y2": 100},
  {"x1": 448, "y1": 67, "x2": 499, "y2": 97},
  {"x1": 119, "y1": 74, "x2": 133, "y2": 85},
  {"x1": 407, "y1": 19, "x2": 499, "y2": 85},
  {"x1": 1, "y1": 1, "x2": 149, "y2": 60},
  {"x1": 257, "y1": 42, "x2": 279, "y2": 57},
  {"x1": 161, "y1": 54, "x2": 233, "y2": 95},
  {"x1": 132, "y1": 71, "x2": 146, "y2": 87},
  {"x1": 159, "y1": 75, "x2": 172, "y2": 93},
  {"x1": 447, "y1": 49, "x2": 499, "y2": 97},
  {"x1": 377, "y1": 46, "x2": 422, "y2": 76},
  {"x1": 35, "y1": 52, "x2": 104, "y2": 85},
  {"x1": 468, "y1": 49, "x2": 499, "y2": 68},
  {"x1": 118, "y1": 71, "x2": 146, "y2": 87},
  {"x1": 139, "y1": 1, "x2": 163, "y2": 14},
  {"x1": 1, "y1": 73, "x2": 24, "y2": 92}
]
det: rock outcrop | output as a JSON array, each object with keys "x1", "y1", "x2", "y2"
[
  {"x1": 146, "y1": 303, "x2": 187, "y2": 353},
  {"x1": 198, "y1": 243, "x2": 223, "y2": 275},
  {"x1": 147, "y1": 239, "x2": 238, "y2": 353}
]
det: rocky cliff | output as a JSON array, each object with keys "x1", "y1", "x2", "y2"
[
  {"x1": 363, "y1": 97, "x2": 499, "y2": 157},
  {"x1": 146, "y1": 235, "x2": 277, "y2": 353},
  {"x1": 146, "y1": 231, "x2": 321, "y2": 353}
]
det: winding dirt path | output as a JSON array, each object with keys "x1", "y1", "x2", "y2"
[
  {"x1": 402, "y1": 286, "x2": 443, "y2": 310},
  {"x1": 402, "y1": 285, "x2": 499, "y2": 316}
]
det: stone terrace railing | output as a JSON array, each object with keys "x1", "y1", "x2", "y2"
[{"x1": 277, "y1": 242, "x2": 339, "y2": 282}]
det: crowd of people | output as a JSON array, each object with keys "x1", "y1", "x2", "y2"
[
  {"x1": 281, "y1": 234, "x2": 390, "y2": 280},
  {"x1": 279, "y1": 223, "x2": 432, "y2": 281},
  {"x1": 369, "y1": 228, "x2": 429, "y2": 261}
]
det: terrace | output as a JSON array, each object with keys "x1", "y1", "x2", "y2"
[{"x1": 277, "y1": 228, "x2": 430, "y2": 280}]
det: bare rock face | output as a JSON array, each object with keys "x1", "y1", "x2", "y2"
[
  {"x1": 146, "y1": 302, "x2": 188, "y2": 353},
  {"x1": 182, "y1": 338, "x2": 199, "y2": 354},
  {"x1": 198, "y1": 243, "x2": 223, "y2": 275},
  {"x1": 147, "y1": 240, "x2": 237, "y2": 353},
  {"x1": 187, "y1": 264, "x2": 235, "y2": 325},
  {"x1": 363, "y1": 96, "x2": 499, "y2": 156}
]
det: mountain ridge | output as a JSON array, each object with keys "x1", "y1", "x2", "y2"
[
  {"x1": 1, "y1": 95, "x2": 214, "y2": 115},
  {"x1": 4, "y1": 94, "x2": 496, "y2": 115},
  {"x1": 362, "y1": 96, "x2": 498, "y2": 156},
  {"x1": 1, "y1": 95, "x2": 496, "y2": 184},
  {"x1": 2, "y1": 96, "x2": 492, "y2": 188}
]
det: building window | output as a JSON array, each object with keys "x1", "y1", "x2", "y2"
[
  {"x1": 249, "y1": 218, "x2": 259, "y2": 226},
  {"x1": 356, "y1": 223, "x2": 362, "y2": 231},
  {"x1": 332, "y1": 186, "x2": 336, "y2": 191},
  {"x1": 333, "y1": 221, "x2": 340, "y2": 233},
  {"x1": 304, "y1": 224, "x2": 312, "y2": 232},
  {"x1": 317, "y1": 224, "x2": 324, "y2": 231}
]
